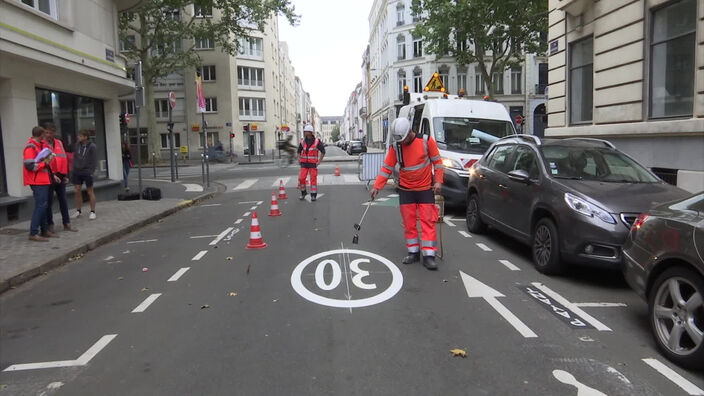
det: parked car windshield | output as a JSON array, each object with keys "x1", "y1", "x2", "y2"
[
  {"x1": 432, "y1": 117, "x2": 514, "y2": 154},
  {"x1": 541, "y1": 146, "x2": 660, "y2": 183}
]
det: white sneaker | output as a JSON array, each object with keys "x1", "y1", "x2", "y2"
[
  {"x1": 71, "y1": 210, "x2": 81, "y2": 219},
  {"x1": 89, "y1": 211, "x2": 96, "y2": 220}
]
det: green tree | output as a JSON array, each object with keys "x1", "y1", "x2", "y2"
[
  {"x1": 411, "y1": 0, "x2": 547, "y2": 98},
  {"x1": 331, "y1": 125, "x2": 340, "y2": 142},
  {"x1": 119, "y1": 0, "x2": 297, "y2": 157}
]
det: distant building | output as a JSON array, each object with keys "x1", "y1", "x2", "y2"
[{"x1": 321, "y1": 116, "x2": 343, "y2": 143}]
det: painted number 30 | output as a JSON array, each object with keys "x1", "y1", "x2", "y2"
[{"x1": 315, "y1": 259, "x2": 376, "y2": 291}]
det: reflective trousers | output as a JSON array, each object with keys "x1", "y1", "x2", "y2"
[
  {"x1": 298, "y1": 167, "x2": 318, "y2": 195},
  {"x1": 399, "y1": 189, "x2": 438, "y2": 257}
]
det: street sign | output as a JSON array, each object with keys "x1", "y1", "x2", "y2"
[
  {"x1": 169, "y1": 91, "x2": 176, "y2": 109},
  {"x1": 424, "y1": 72, "x2": 446, "y2": 92},
  {"x1": 515, "y1": 115, "x2": 524, "y2": 125},
  {"x1": 179, "y1": 146, "x2": 188, "y2": 153}
]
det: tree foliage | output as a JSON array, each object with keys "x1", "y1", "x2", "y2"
[{"x1": 411, "y1": 0, "x2": 547, "y2": 98}]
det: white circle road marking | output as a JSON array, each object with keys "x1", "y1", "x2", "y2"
[{"x1": 291, "y1": 249, "x2": 403, "y2": 308}]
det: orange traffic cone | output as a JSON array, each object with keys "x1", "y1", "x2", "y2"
[
  {"x1": 278, "y1": 180, "x2": 288, "y2": 199},
  {"x1": 268, "y1": 191, "x2": 282, "y2": 217},
  {"x1": 334, "y1": 165, "x2": 341, "y2": 176},
  {"x1": 246, "y1": 212, "x2": 267, "y2": 249}
]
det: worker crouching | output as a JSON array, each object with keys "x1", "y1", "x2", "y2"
[{"x1": 371, "y1": 118, "x2": 444, "y2": 270}]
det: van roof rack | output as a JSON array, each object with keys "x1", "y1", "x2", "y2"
[
  {"x1": 563, "y1": 137, "x2": 615, "y2": 149},
  {"x1": 499, "y1": 134, "x2": 542, "y2": 146}
]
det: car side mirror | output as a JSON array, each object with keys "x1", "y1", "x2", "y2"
[{"x1": 508, "y1": 169, "x2": 531, "y2": 184}]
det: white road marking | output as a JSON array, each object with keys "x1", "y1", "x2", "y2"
[
  {"x1": 375, "y1": 197, "x2": 390, "y2": 202},
  {"x1": 199, "y1": 203, "x2": 221, "y2": 207},
  {"x1": 132, "y1": 293, "x2": 162, "y2": 313},
  {"x1": 388, "y1": 194, "x2": 399, "y2": 197},
  {"x1": 476, "y1": 243, "x2": 492, "y2": 252},
  {"x1": 458, "y1": 231, "x2": 472, "y2": 238},
  {"x1": 531, "y1": 282, "x2": 612, "y2": 331},
  {"x1": 210, "y1": 227, "x2": 234, "y2": 246},
  {"x1": 168, "y1": 268, "x2": 190, "y2": 282},
  {"x1": 2, "y1": 334, "x2": 118, "y2": 371},
  {"x1": 443, "y1": 217, "x2": 456, "y2": 227},
  {"x1": 460, "y1": 271, "x2": 537, "y2": 338},
  {"x1": 104, "y1": 256, "x2": 115, "y2": 261},
  {"x1": 343, "y1": 174, "x2": 358, "y2": 183},
  {"x1": 189, "y1": 235, "x2": 219, "y2": 239},
  {"x1": 553, "y1": 370, "x2": 607, "y2": 396},
  {"x1": 233, "y1": 179, "x2": 258, "y2": 190},
  {"x1": 127, "y1": 239, "x2": 158, "y2": 244},
  {"x1": 192, "y1": 250, "x2": 208, "y2": 261},
  {"x1": 243, "y1": 211, "x2": 251, "y2": 217},
  {"x1": 257, "y1": 201, "x2": 263, "y2": 205},
  {"x1": 234, "y1": 219, "x2": 243, "y2": 224},
  {"x1": 250, "y1": 206, "x2": 258, "y2": 210},
  {"x1": 574, "y1": 303, "x2": 627, "y2": 308},
  {"x1": 643, "y1": 358, "x2": 704, "y2": 395},
  {"x1": 183, "y1": 183, "x2": 204, "y2": 192},
  {"x1": 272, "y1": 177, "x2": 290, "y2": 187},
  {"x1": 238, "y1": 201, "x2": 259, "y2": 204},
  {"x1": 499, "y1": 260, "x2": 520, "y2": 271},
  {"x1": 224, "y1": 228, "x2": 240, "y2": 242}
]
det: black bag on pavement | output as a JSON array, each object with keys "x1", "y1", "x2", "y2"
[
  {"x1": 141, "y1": 187, "x2": 162, "y2": 201},
  {"x1": 118, "y1": 191, "x2": 140, "y2": 201}
]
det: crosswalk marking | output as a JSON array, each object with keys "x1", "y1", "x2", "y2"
[
  {"x1": 343, "y1": 174, "x2": 358, "y2": 183},
  {"x1": 227, "y1": 175, "x2": 364, "y2": 192},
  {"x1": 272, "y1": 177, "x2": 290, "y2": 187},
  {"x1": 233, "y1": 179, "x2": 258, "y2": 190}
]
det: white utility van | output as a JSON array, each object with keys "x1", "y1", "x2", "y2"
[{"x1": 387, "y1": 92, "x2": 517, "y2": 206}]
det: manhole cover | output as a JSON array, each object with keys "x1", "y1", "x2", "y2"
[{"x1": 0, "y1": 228, "x2": 26, "y2": 235}]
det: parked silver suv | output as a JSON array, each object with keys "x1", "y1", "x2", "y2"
[{"x1": 466, "y1": 135, "x2": 690, "y2": 274}]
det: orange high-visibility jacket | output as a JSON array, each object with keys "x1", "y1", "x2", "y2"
[
  {"x1": 23, "y1": 138, "x2": 51, "y2": 186},
  {"x1": 374, "y1": 135, "x2": 444, "y2": 191},
  {"x1": 299, "y1": 138, "x2": 321, "y2": 165},
  {"x1": 47, "y1": 138, "x2": 68, "y2": 176}
]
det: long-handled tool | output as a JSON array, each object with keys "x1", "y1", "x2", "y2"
[{"x1": 352, "y1": 198, "x2": 374, "y2": 244}]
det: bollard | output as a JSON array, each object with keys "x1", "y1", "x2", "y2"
[
  {"x1": 152, "y1": 152, "x2": 157, "y2": 178},
  {"x1": 174, "y1": 152, "x2": 179, "y2": 180}
]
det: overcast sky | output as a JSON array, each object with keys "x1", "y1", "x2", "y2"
[{"x1": 278, "y1": 0, "x2": 374, "y2": 117}]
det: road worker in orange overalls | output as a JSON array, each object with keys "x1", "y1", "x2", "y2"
[
  {"x1": 297, "y1": 124, "x2": 325, "y2": 201},
  {"x1": 371, "y1": 118, "x2": 444, "y2": 270}
]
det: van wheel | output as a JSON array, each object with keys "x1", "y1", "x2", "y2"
[
  {"x1": 532, "y1": 218, "x2": 563, "y2": 275},
  {"x1": 466, "y1": 194, "x2": 487, "y2": 234}
]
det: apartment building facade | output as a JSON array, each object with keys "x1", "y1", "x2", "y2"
[
  {"x1": 320, "y1": 116, "x2": 342, "y2": 143},
  {"x1": 547, "y1": 0, "x2": 704, "y2": 192},
  {"x1": 0, "y1": 0, "x2": 139, "y2": 225}
]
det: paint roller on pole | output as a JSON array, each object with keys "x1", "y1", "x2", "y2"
[{"x1": 352, "y1": 198, "x2": 374, "y2": 244}]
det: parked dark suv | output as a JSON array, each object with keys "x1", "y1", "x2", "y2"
[{"x1": 466, "y1": 135, "x2": 690, "y2": 274}]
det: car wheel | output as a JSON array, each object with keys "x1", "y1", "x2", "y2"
[
  {"x1": 465, "y1": 194, "x2": 487, "y2": 234},
  {"x1": 532, "y1": 218, "x2": 563, "y2": 275},
  {"x1": 648, "y1": 267, "x2": 704, "y2": 369}
]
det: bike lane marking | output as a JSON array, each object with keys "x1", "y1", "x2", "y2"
[
  {"x1": 192, "y1": 250, "x2": 208, "y2": 261},
  {"x1": 132, "y1": 294, "x2": 162, "y2": 313},
  {"x1": 531, "y1": 282, "x2": 611, "y2": 331},
  {"x1": 209, "y1": 227, "x2": 234, "y2": 246},
  {"x1": 3, "y1": 335, "x2": 118, "y2": 372},
  {"x1": 642, "y1": 358, "x2": 704, "y2": 395},
  {"x1": 168, "y1": 268, "x2": 190, "y2": 282}
]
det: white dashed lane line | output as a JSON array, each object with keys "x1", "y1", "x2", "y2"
[
  {"x1": 168, "y1": 268, "x2": 190, "y2": 282},
  {"x1": 131, "y1": 294, "x2": 162, "y2": 313},
  {"x1": 458, "y1": 231, "x2": 472, "y2": 238},
  {"x1": 642, "y1": 358, "x2": 704, "y2": 395},
  {"x1": 574, "y1": 303, "x2": 627, "y2": 308},
  {"x1": 499, "y1": 260, "x2": 520, "y2": 271},
  {"x1": 476, "y1": 243, "x2": 493, "y2": 252},
  {"x1": 127, "y1": 239, "x2": 158, "y2": 244},
  {"x1": 234, "y1": 219, "x2": 243, "y2": 224},
  {"x1": 192, "y1": 250, "x2": 208, "y2": 261},
  {"x1": 243, "y1": 212, "x2": 251, "y2": 217},
  {"x1": 209, "y1": 227, "x2": 234, "y2": 246},
  {"x1": 250, "y1": 206, "x2": 258, "y2": 210}
]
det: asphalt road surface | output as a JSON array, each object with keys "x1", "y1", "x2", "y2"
[{"x1": 2, "y1": 162, "x2": 704, "y2": 395}]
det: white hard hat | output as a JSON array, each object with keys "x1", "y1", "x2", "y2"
[
  {"x1": 303, "y1": 124, "x2": 314, "y2": 133},
  {"x1": 391, "y1": 118, "x2": 411, "y2": 142}
]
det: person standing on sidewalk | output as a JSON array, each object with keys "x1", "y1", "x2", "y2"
[
  {"x1": 121, "y1": 141, "x2": 132, "y2": 191},
  {"x1": 370, "y1": 118, "x2": 444, "y2": 270},
  {"x1": 23, "y1": 126, "x2": 57, "y2": 241},
  {"x1": 297, "y1": 124, "x2": 325, "y2": 201},
  {"x1": 71, "y1": 130, "x2": 97, "y2": 220},
  {"x1": 44, "y1": 123, "x2": 77, "y2": 233}
]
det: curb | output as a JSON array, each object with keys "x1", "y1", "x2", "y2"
[{"x1": 0, "y1": 189, "x2": 218, "y2": 294}]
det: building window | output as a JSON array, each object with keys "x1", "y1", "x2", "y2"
[
  {"x1": 238, "y1": 37, "x2": 263, "y2": 58},
  {"x1": 154, "y1": 99, "x2": 169, "y2": 118},
  {"x1": 237, "y1": 66, "x2": 264, "y2": 88},
  {"x1": 398, "y1": 69, "x2": 407, "y2": 96},
  {"x1": 199, "y1": 65, "x2": 216, "y2": 81},
  {"x1": 120, "y1": 100, "x2": 135, "y2": 115},
  {"x1": 160, "y1": 133, "x2": 181, "y2": 149},
  {"x1": 204, "y1": 97, "x2": 217, "y2": 113},
  {"x1": 493, "y1": 71, "x2": 504, "y2": 94},
  {"x1": 650, "y1": 0, "x2": 696, "y2": 118},
  {"x1": 439, "y1": 66, "x2": 449, "y2": 88},
  {"x1": 396, "y1": 3, "x2": 405, "y2": 25},
  {"x1": 569, "y1": 36, "x2": 593, "y2": 124},
  {"x1": 413, "y1": 36, "x2": 423, "y2": 57},
  {"x1": 35, "y1": 88, "x2": 108, "y2": 180},
  {"x1": 475, "y1": 67, "x2": 485, "y2": 95},
  {"x1": 194, "y1": 35, "x2": 214, "y2": 50},
  {"x1": 193, "y1": 2, "x2": 212, "y2": 17},
  {"x1": 537, "y1": 63, "x2": 548, "y2": 94},
  {"x1": 397, "y1": 35, "x2": 406, "y2": 60},
  {"x1": 119, "y1": 35, "x2": 135, "y2": 52},
  {"x1": 457, "y1": 71, "x2": 467, "y2": 94},
  {"x1": 19, "y1": 0, "x2": 57, "y2": 19},
  {"x1": 413, "y1": 68, "x2": 423, "y2": 93},
  {"x1": 239, "y1": 97, "x2": 265, "y2": 119},
  {"x1": 511, "y1": 67, "x2": 522, "y2": 94}
]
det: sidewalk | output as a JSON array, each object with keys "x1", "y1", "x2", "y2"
[{"x1": 0, "y1": 181, "x2": 218, "y2": 293}]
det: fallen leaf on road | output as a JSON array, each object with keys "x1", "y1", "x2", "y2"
[
  {"x1": 214, "y1": 245, "x2": 218, "y2": 249},
  {"x1": 157, "y1": 219, "x2": 164, "y2": 223},
  {"x1": 68, "y1": 253, "x2": 84, "y2": 262},
  {"x1": 450, "y1": 349, "x2": 467, "y2": 358},
  {"x1": 272, "y1": 299, "x2": 278, "y2": 303},
  {"x1": 201, "y1": 304, "x2": 210, "y2": 309},
  {"x1": 246, "y1": 264, "x2": 251, "y2": 274},
  {"x1": 228, "y1": 292, "x2": 238, "y2": 297},
  {"x1": 442, "y1": 279, "x2": 448, "y2": 283},
  {"x1": 141, "y1": 287, "x2": 149, "y2": 292},
  {"x1": 314, "y1": 228, "x2": 320, "y2": 231},
  {"x1": 118, "y1": 277, "x2": 124, "y2": 280},
  {"x1": 226, "y1": 257, "x2": 233, "y2": 261}
]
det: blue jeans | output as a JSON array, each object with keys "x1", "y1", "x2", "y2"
[
  {"x1": 47, "y1": 181, "x2": 70, "y2": 226},
  {"x1": 30, "y1": 185, "x2": 50, "y2": 236},
  {"x1": 123, "y1": 161, "x2": 130, "y2": 188}
]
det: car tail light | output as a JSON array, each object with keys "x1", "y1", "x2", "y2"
[
  {"x1": 632, "y1": 214, "x2": 649, "y2": 230},
  {"x1": 464, "y1": 159, "x2": 478, "y2": 169}
]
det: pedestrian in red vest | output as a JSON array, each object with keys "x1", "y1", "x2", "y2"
[
  {"x1": 43, "y1": 122, "x2": 77, "y2": 232},
  {"x1": 371, "y1": 118, "x2": 444, "y2": 270},
  {"x1": 23, "y1": 126, "x2": 57, "y2": 241},
  {"x1": 297, "y1": 124, "x2": 325, "y2": 201}
]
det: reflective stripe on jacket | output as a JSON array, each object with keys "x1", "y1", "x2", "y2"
[
  {"x1": 23, "y1": 138, "x2": 51, "y2": 186},
  {"x1": 47, "y1": 139, "x2": 68, "y2": 175},
  {"x1": 373, "y1": 135, "x2": 444, "y2": 191},
  {"x1": 299, "y1": 138, "x2": 321, "y2": 164}
]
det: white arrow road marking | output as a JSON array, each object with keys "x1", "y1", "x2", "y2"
[
  {"x1": 476, "y1": 243, "x2": 492, "y2": 252},
  {"x1": 192, "y1": 250, "x2": 208, "y2": 261},
  {"x1": 643, "y1": 358, "x2": 704, "y2": 395},
  {"x1": 168, "y1": 268, "x2": 190, "y2": 282},
  {"x1": 132, "y1": 293, "x2": 161, "y2": 313},
  {"x1": 183, "y1": 183, "x2": 203, "y2": 192},
  {"x1": 553, "y1": 370, "x2": 607, "y2": 396},
  {"x1": 574, "y1": 303, "x2": 627, "y2": 308},
  {"x1": 210, "y1": 227, "x2": 234, "y2": 246},
  {"x1": 460, "y1": 271, "x2": 537, "y2": 338},
  {"x1": 499, "y1": 260, "x2": 520, "y2": 271},
  {"x1": 233, "y1": 179, "x2": 258, "y2": 190},
  {"x1": 3, "y1": 334, "x2": 117, "y2": 372},
  {"x1": 458, "y1": 231, "x2": 472, "y2": 238},
  {"x1": 272, "y1": 177, "x2": 290, "y2": 187},
  {"x1": 531, "y1": 283, "x2": 611, "y2": 331}
]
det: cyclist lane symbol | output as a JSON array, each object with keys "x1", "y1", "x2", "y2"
[{"x1": 290, "y1": 249, "x2": 403, "y2": 308}]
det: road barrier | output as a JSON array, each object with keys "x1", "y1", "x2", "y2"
[{"x1": 358, "y1": 152, "x2": 386, "y2": 189}]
